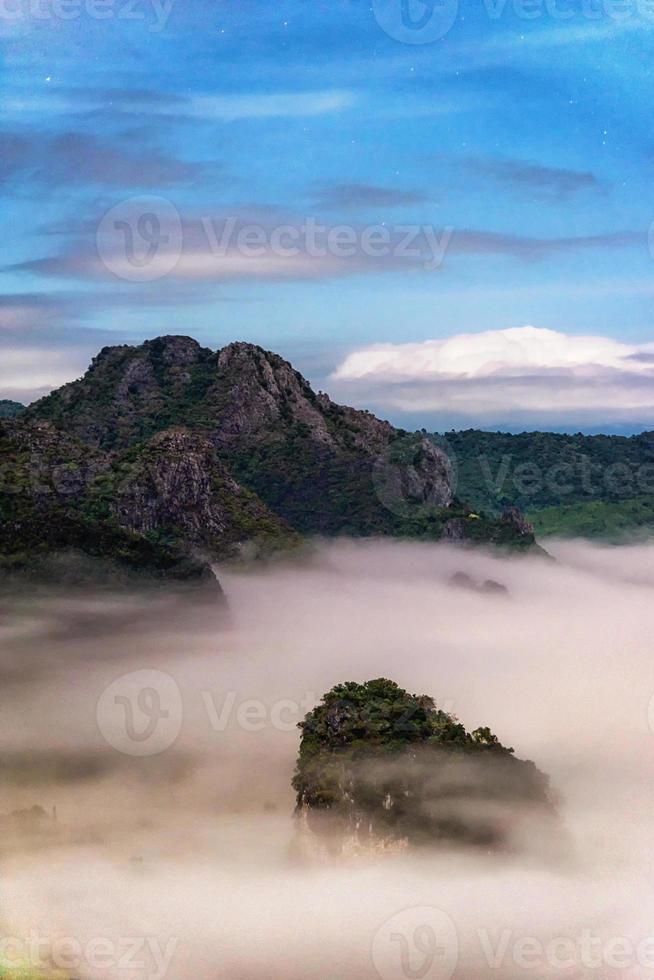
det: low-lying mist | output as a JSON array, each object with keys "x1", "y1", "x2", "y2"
[{"x1": 2, "y1": 538, "x2": 654, "y2": 979}]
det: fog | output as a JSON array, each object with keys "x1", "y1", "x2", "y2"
[{"x1": 2, "y1": 539, "x2": 654, "y2": 979}]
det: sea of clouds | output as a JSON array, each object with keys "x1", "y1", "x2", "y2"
[{"x1": 2, "y1": 538, "x2": 654, "y2": 979}]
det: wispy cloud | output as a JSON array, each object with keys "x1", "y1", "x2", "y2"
[
  {"x1": 0, "y1": 299, "x2": 134, "y2": 404},
  {"x1": 178, "y1": 89, "x2": 357, "y2": 121},
  {"x1": 0, "y1": 130, "x2": 219, "y2": 190},
  {"x1": 7, "y1": 203, "x2": 645, "y2": 287},
  {"x1": 2, "y1": 87, "x2": 357, "y2": 122},
  {"x1": 312, "y1": 183, "x2": 431, "y2": 210},
  {"x1": 461, "y1": 158, "x2": 601, "y2": 200}
]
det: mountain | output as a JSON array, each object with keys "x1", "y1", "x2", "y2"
[
  {"x1": 26, "y1": 336, "x2": 535, "y2": 550},
  {"x1": 0, "y1": 420, "x2": 221, "y2": 594},
  {"x1": 445, "y1": 428, "x2": 654, "y2": 539},
  {"x1": 92, "y1": 427, "x2": 297, "y2": 559},
  {"x1": 0, "y1": 400, "x2": 24, "y2": 419}
]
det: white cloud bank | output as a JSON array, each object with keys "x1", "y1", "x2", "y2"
[{"x1": 330, "y1": 326, "x2": 654, "y2": 428}]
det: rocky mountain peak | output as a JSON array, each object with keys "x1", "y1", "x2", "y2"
[
  {"x1": 22, "y1": 335, "x2": 536, "y2": 549},
  {"x1": 213, "y1": 340, "x2": 336, "y2": 449},
  {"x1": 143, "y1": 335, "x2": 204, "y2": 363}
]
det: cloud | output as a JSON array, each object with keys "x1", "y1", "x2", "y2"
[
  {"x1": 462, "y1": 158, "x2": 601, "y2": 200},
  {"x1": 3, "y1": 87, "x2": 356, "y2": 122},
  {"x1": 0, "y1": 296, "x2": 138, "y2": 404},
  {"x1": 7, "y1": 203, "x2": 645, "y2": 287},
  {"x1": 330, "y1": 326, "x2": 654, "y2": 427},
  {"x1": 178, "y1": 89, "x2": 356, "y2": 121},
  {"x1": 312, "y1": 183, "x2": 430, "y2": 210},
  {"x1": 0, "y1": 130, "x2": 216, "y2": 190},
  {"x1": 0, "y1": 347, "x2": 84, "y2": 404},
  {"x1": 6, "y1": 539, "x2": 654, "y2": 978}
]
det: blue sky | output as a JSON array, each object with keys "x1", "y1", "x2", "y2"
[{"x1": 2, "y1": 0, "x2": 654, "y2": 430}]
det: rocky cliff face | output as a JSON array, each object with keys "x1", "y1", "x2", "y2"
[
  {"x1": 24, "y1": 335, "x2": 536, "y2": 549},
  {"x1": 108, "y1": 427, "x2": 296, "y2": 559},
  {"x1": 27, "y1": 336, "x2": 395, "y2": 457},
  {"x1": 0, "y1": 420, "x2": 223, "y2": 593}
]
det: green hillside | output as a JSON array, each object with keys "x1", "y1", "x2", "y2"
[{"x1": 446, "y1": 428, "x2": 654, "y2": 512}]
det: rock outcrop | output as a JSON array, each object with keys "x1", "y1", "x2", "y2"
[
  {"x1": 0, "y1": 420, "x2": 222, "y2": 594},
  {"x1": 293, "y1": 679, "x2": 554, "y2": 857},
  {"x1": 108, "y1": 427, "x2": 296, "y2": 559}
]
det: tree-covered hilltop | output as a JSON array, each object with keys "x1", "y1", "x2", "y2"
[
  {"x1": 445, "y1": 428, "x2": 654, "y2": 536},
  {"x1": 0, "y1": 400, "x2": 24, "y2": 419},
  {"x1": 293, "y1": 679, "x2": 553, "y2": 850}
]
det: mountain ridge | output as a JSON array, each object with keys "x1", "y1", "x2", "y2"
[{"x1": 3, "y1": 335, "x2": 536, "y2": 582}]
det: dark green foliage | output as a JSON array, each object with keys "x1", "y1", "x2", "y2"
[
  {"x1": 0, "y1": 507, "x2": 220, "y2": 593},
  {"x1": 446, "y1": 428, "x2": 654, "y2": 535},
  {"x1": 0, "y1": 400, "x2": 24, "y2": 419},
  {"x1": 294, "y1": 679, "x2": 552, "y2": 846},
  {"x1": 0, "y1": 420, "x2": 221, "y2": 592},
  {"x1": 530, "y1": 495, "x2": 654, "y2": 541}
]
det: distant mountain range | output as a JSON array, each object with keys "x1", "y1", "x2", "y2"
[
  {"x1": 445, "y1": 429, "x2": 654, "y2": 541},
  {"x1": 0, "y1": 336, "x2": 535, "y2": 591}
]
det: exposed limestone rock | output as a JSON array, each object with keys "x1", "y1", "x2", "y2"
[{"x1": 110, "y1": 427, "x2": 296, "y2": 559}]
